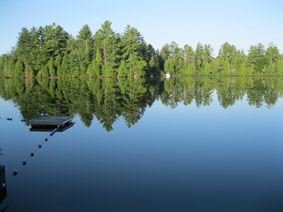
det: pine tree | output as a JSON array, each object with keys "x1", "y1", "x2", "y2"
[
  {"x1": 121, "y1": 25, "x2": 147, "y2": 77},
  {"x1": 77, "y1": 24, "x2": 93, "y2": 74},
  {"x1": 218, "y1": 42, "x2": 237, "y2": 74},
  {"x1": 195, "y1": 43, "x2": 204, "y2": 70},
  {"x1": 94, "y1": 21, "x2": 119, "y2": 71}
]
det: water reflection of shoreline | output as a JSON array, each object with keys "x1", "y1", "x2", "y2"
[{"x1": 0, "y1": 77, "x2": 283, "y2": 131}]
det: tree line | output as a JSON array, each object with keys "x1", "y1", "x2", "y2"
[
  {"x1": 161, "y1": 42, "x2": 283, "y2": 75},
  {"x1": 1, "y1": 77, "x2": 282, "y2": 130},
  {"x1": 0, "y1": 21, "x2": 161, "y2": 79},
  {"x1": 0, "y1": 21, "x2": 282, "y2": 78}
]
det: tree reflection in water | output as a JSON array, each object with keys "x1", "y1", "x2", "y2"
[{"x1": 0, "y1": 77, "x2": 282, "y2": 131}]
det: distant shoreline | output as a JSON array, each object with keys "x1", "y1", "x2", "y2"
[
  {"x1": 1, "y1": 22, "x2": 283, "y2": 79},
  {"x1": 1, "y1": 74, "x2": 283, "y2": 79}
]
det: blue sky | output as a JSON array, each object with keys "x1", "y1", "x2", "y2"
[{"x1": 0, "y1": 0, "x2": 282, "y2": 55}]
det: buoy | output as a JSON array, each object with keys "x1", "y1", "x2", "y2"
[
  {"x1": 22, "y1": 160, "x2": 27, "y2": 165},
  {"x1": 13, "y1": 169, "x2": 18, "y2": 176},
  {"x1": 38, "y1": 144, "x2": 42, "y2": 148},
  {"x1": 30, "y1": 152, "x2": 34, "y2": 157},
  {"x1": 1, "y1": 183, "x2": 6, "y2": 189},
  {"x1": 45, "y1": 138, "x2": 48, "y2": 142}
]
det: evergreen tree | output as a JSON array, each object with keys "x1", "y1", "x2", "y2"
[
  {"x1": 1, "y1": 21, "x2": 282, "y2": 78},
  {"x1": 195, "y1": 42, "x2": 204, "y2": 70},
  {"x1": 94, "y1": 21, "x2": 119, "y2": 73},
  {"x1": 16, "y1": 27, "x2": 32, "y2": 75},
  {"x1": 218, "y1": 42, "x2": 237, "y2": 74},
  {"x1": 121, "y1": 25, "x2": 147, "y2": 77},
  {"x1": 77, "y1": 24, "x2": 93, "y2": 74}
]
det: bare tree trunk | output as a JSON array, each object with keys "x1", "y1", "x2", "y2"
[
  {"x1": 25, "y1": 68, "x2": 30, "y2": 79},
  {"x1": 130, "y1": 51, "x2": 132, "y2": 66},
  {"x1": 85, "y1": 41, "x2": 88, "y2": 53},
  {"x1": 228, "y1": 63, "x2": 231, "y2": 74},
  {"x1": 25, "y1": 73, "x2": 30, "y2": 86},
  {"x1": 134, "y1": 71, "x2": 137, "y2": 81},
  {"x1": 104, "y1": 89, "x2": 107, "y2": 109},
  {"x1": 184, "y1": 51, "x2": 187, "y2": 67}
]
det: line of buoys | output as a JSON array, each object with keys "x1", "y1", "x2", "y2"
[
  {"x1": 6, "y1": 118, "x2": 12, "y2": 121},
  {"x1": 12, "y1": 125, "x2": 60, "y2": 176}
]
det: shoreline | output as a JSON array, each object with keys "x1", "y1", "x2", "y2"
[{"x1": 1, "y1": 74, "x2": 283, "y2": 79}]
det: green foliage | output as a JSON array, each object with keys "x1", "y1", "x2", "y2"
[
  {"x1": 0, "y1": 55, "x2": 9, "y2": 76},
  {"x1": 77, "y1": 24, "x2": 93, "y2": 75},
  {"x1": 14, "y1": 60, "x2": 24, "y2": 77},
  {"x1": 218, "y1": 42, "x2": 237, "y2": 74},
  {"x1": 94, "y1": 21, "x2": 120, "y2": 71},
  {"x1": 247, "y1": 43, "x2": 266, "y2": 72},
  {"x1": 164, "y1": 58, "x2": 175, "y2": 73},
  {"x1": 48, "y1": 58, "x2": 55, "y2": 77},
  {"x1": 40, "y1": 64, "x2": 49, "y2": 77},
  {"x1": 7, "y1": 57, "x2": 16, "y2": 77},
  {"x1": 118, "y1": 60, "x2": 128, "y2": 77},
  {"x1": 161, "y1": 41, "x2": 282, "y2": 76},
  {"x1": 120, "y1": 25, "x2": 148, "y2": 77},
  {"x1": 0, "y1": 21, "x2": 282, "y2": 77}
]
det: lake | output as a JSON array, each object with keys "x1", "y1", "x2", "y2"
[{"x1": 0, "y1": 77, "x2": 283, "y2": 212}]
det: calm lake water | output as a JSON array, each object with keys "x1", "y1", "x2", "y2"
[{"x1": 0, "y1": 77, "x2": 283, "y2": 212}]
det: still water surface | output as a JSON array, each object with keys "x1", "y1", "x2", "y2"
[{"x1": 0, "y1": 77, "x2": 283, "y2": 212}]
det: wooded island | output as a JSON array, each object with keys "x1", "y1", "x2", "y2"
[{"x1": 0, "y1": 21, "x2": 282, "y2": 78}]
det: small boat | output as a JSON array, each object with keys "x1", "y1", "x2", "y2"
[{"x1": 165, "y1": 72, "x2": 171, "y2": 79}]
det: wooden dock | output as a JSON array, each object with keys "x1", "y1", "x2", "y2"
[
  {"x1": 30, "y1": 122, "x2": 74, "y2": 132},
  {"x1": 30, "y1": 116, "x2": 73, "y2": 128}
]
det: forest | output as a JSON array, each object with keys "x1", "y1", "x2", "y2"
[
  {"x1": 0, "y1": 21, "x2": 283, "y2": 78},
  {"x1": 1, "y1": 77, "x2": 282, "y2": 131}
]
